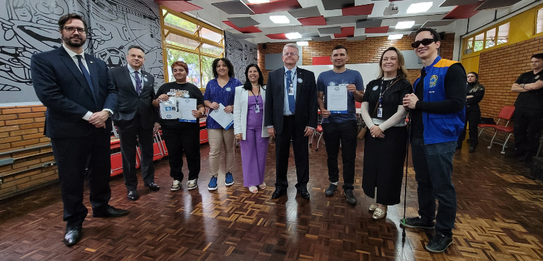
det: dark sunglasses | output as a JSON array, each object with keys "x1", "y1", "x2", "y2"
[{"x1": 411, "y1": 38, "x2": 435, "y2": 48}]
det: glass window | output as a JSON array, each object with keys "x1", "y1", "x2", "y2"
[
  {"x1": 537, "y1": 8, "x2": 543, "y2": 34},
  {"x1": 161, "y1": 6, "x2": 224, "y2": 88},
  {"x1": 497, "y1": 23, "x2": 509, "y2": 45},
  {"x1": 474, "y1": 33, "x2": 484, "y2": 52},
  {"x1": 485, "y1": 28, "x2": 496, "y2": 49}
]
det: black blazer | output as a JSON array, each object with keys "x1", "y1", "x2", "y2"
[
  {"x1": 264, "y1": 67, "x2": 318, "y2": 135},
  {"x1": 30, "y1": 46, "x2": 117, "y2": 138},
  {"x1": 109, "y1": 66, "x2": 156, "y2": 129}
]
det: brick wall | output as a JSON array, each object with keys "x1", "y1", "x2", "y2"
[
  {"x1": 478, "y1": 35, "x2": 543, "y2": 119},
  {"x1": 0, "y1": 105, "x2": 58, "y2": 200},
  {"x1": 257, "y1": 33, "x2": 456, "y2": 84}
]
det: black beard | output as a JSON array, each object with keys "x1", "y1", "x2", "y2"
[{"x1": 63, "y1": 36, "x2": 86, "y2": 48}]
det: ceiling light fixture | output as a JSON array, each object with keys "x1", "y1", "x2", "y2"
[
  {"x1": 383, "y1": 2, "x2": 399, "y2": 16},
  {"x1": 407, "y1": 2, "x2": 433, "y2": 14},
  {"x1": 395, "y1": 21, "x2": 415, "y2": 29},
  {"x1": 286, "y1": 32, "x2": 302, "y2": 39},
  {"x1": 270, "y1": 15, "x2": 289, "y2": 24},
  {"x1": 388, "y1": 34, "x2": 403, "y2": 40},
  {"x1": 296, "y1": 41, "x2": 308, "y2": 46}
]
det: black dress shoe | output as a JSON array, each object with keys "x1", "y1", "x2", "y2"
[
  {"x1": 63, "y1": 227, "x2": 81, "y2": 247},
  {"x1": 271, "y1": 189, "x2": 286, "y2": 199},
  {"x1": 145, "y1": 182, "x2": 160, "y2": 191},
  {"x1": 93, "y1": 205, "x2": 130, "y2": 218},
  {"x1": 298, "y1": 190, "x2": 310, "y2": 200},
  {"x1": 468, "y1": 147, "x2": 475, "y2": 153},
  {"x1": 127, "y1": 190, "x2": 139, "y2": 201}
]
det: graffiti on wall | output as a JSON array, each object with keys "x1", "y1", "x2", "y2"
[
  {"x1": 225, "y1": 31, "x2": 257, "y2": 84},
  {"x1": 0, "y1": 0, "x2": 163, "y2": 104}
]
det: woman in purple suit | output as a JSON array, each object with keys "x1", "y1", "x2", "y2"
[{"x1": 234, "y1": 64, "x2": 269, "y2": 193}]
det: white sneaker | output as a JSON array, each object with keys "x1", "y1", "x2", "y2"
[
  {"x1": 171, "y1": 180, "x2": 181, "y2": 191},
  {"x1": 187, "y1": 179, "x2": 198, "y2": 190}
]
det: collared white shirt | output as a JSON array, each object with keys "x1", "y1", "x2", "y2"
[
  {"x1": 126, "y1": 64, "x2": 143, "y2": 92},
  {"x1": 283, "y1": 66, "x2": 297, "y2": 115},
  {"x1": 62, "y1": 43, "x2": 90, "y2": 75}
]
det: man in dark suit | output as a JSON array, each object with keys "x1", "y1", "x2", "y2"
[
  {"x1": 109, "y1": 46, "x2": 160, "y2": 200},
  {"x1": 30, "y1": 13, "x2": 129, "y2": 247},
  {"x1": 265, "y1": 43, "x2": 318, "y2": 200}
]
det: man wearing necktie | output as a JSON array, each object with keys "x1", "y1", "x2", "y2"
[
  {"x1": 265, "y1": 43, "x2": 318, "y2": 200},
  {"x1": 109, "y1": 46, "x2": 160, "y2": 201},
  {"x1": 30, "y1": 13, "x2": 128, "y2": 247}
]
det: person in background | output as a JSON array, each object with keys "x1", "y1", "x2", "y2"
[
  {"x1": 234, "y1": 64, "x2": 269, "y2": 193},
  {"x1": 361, "y1": 47, "x2": 412, "y2": 219},
  {"x1": 317, "y1": 45, "x2": 364, "y2": 205},
  {"x1": 457, "y1": 72, "x2": 485, "y2": 153},
  {"x1": 153, "y1": 61, "x2": 205, "y2": 191},
  {"x1": 510, "y1": 53, "x2": 543, "y2": 163},
  {"x1": 204, "y1": 58, "x2": 242, "y2": 191}
]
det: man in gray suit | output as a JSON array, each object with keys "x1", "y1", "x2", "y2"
[{"x1": 109, "y1": 46, "x2": 160, "y2": 201}]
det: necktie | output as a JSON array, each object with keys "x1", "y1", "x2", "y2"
[
  {"x1": 134, "y1": 71, "x2": 142, "y2": 95},
  {"x1": 76, "y1": 55, "x2": 96, "y2": 100},
  {"x1": 286, "y1": 70, "x2": 295, "y2": 113}
]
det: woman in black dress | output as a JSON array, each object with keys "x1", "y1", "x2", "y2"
[{"x1": 361, "y1": 47, "x2": 413, "y2": 220}]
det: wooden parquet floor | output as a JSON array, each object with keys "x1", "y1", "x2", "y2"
[{"x1": 1, "y1": 138, "x2": 543, "y2": 260}]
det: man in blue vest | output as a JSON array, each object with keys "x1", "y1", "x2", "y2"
[{"x1": 401, "y1": 28, "x2": 466, "y2": 253}]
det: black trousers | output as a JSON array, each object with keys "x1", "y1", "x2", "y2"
[
  {"x1": 458, "y1": 105, "x2": 480, "y2": 148},
  {"x1": 117, "y1": 116, "x2": 155, "y2": 191},
  {"x1": 513, "y1": 107, "x2": 543, "y2": 158},
  {"x1": 322, "y1": 120, "x2": 357, "y2": 190},
  {"x1": 161, "y1": 124, "x2": 201, "y2": 181},
  {"x1": 51, "y1": 129, "x2": 111, "y2": 229},
  {"x1": 275, "y1": 115, "x2": 309, "y2": 191}
]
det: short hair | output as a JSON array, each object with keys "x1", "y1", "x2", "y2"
[
  {"x1": 58, "y1": 13, "x2": 87, "y2": 31},
  {"x1": 415, "y1": 27, "x2": 440, "y2": 42},
  {"x1": 378, "y1": 47, "x2": 409, "y2": 79},
  {"x1": 128, "y1": 45, "x2": 145, "y2": 54},
  {"x1": 282, "y1": 43, "x2": 299, "y2": 55},
  {"x1": 211, "y1": 58, "x2": 234, "y2": 78},
  {"x1": 531, "y1": 53, "x2": 543, "y2": 60},
  {"x1": 467, "y1": 71, "x2": 479, "y2": 82},
  {"x1": 243, "y1": 64, "x2": 264, "y2": 91},
  {"x1": 332, "y1": 45, "x2": 348, "y2": 54},
  {"x1": 171, "y1": 61, "x2": 188, "y2": 74}
]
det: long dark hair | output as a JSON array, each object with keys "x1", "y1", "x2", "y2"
[
  {"x1": 243, "y1": 64, "x2": 264, "y2": 90},
  {"x1": 212, "y1": 58, "x2": 234, "y2": 78}
]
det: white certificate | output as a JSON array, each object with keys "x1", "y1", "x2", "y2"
[
  {"x1": 208, "y1": 103, "x2": 234, "y2": 129},
  {"x1": 160, "y1": 99, "x2": 182, "y2": 120},
  {"x1": 178, "y1": 98, "x2": 197, "y2": 123},
  {"x1": 327, "y1": 84, "x2": 348, "y2": 113}
]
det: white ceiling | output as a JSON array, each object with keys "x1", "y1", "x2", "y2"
[{"x1": 180, "y1": 0, "x2": 535, "y2": 44}]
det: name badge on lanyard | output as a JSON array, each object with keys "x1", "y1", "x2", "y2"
[
  {"x1": 255, "y1": 104, "x2": 260, "y2": 113},
  {"x1": 289, "y1": 84, "x2": 294, "y2": 95}
]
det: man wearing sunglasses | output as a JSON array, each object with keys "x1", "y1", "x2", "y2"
[
  {"x1": 401, "y1": 28, "x2": 466, "y2": 253},
  {"x1": 30, "y1": 13, "x2": 129, "y2": 247}
]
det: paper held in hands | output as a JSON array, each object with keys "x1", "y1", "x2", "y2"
[
  {"x1": 327, "y1": 84, "x2": 348, "y2": 113},
  {"x1": 159, "y1": 97, "x2": 198, "y2": 123},
  {"x1": 208, "y1": 103, "x2": 233, "y2": 130}
]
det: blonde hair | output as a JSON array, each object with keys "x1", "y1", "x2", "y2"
[{"x1": 378, "y1": 47, "x2": 409, "y2": 79}]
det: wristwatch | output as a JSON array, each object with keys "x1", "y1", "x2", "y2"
[{"x1": 520, "y1": 84, "x2": 525, "y2": 89}]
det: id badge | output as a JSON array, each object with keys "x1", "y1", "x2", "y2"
[
  {"x1": 255, "y1": 104, "x2": 260, "y2": 113},
  {"x1": 288, "y1": 84, "x2": 294, "y2": 95},
  {"x1": 377, "y1": 107, "x2": 383, "y2": 118}
]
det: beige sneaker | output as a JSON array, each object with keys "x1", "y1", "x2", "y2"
[
  {"x1": 171, "y1": 180, "x2": 181, "y2": 191},
  {"x1": 187, "y1": 179, "x2": 198, "y2": 190}
]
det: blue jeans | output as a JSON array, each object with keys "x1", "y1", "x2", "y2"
[{"x1": 411, "y1": 138, "x2": 457, "y2": 237}]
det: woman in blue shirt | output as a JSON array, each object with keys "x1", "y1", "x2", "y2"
[{"x1": 204, "y1": 58, "x2": 242, "y2": 191}]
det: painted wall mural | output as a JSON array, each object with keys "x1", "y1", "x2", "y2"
[
  {"x1": 0, "y1": 0, "x2": 163, "y2": 104},
  {"x1": 224, "y1": 31, "x2": 257, "y2": 84}
]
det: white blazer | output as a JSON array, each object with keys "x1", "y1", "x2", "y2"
[{"x1": 233, "y1": 85, "x2": 269, "y2": 140}]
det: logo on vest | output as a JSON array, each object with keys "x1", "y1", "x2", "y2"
[{"x1": 430, "y1": 75, "x2": 438, "y2": 88}]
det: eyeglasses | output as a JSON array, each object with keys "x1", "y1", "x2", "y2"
[
  {"x1": 411, "y1": 38, "x2": 435, "y2": 48},
  {"x1": 283, "y1": 52, "x2": 298, "y2": 56},
  {"x1": 63, "y1": 26, "x2": 86, "y2": 34}
]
